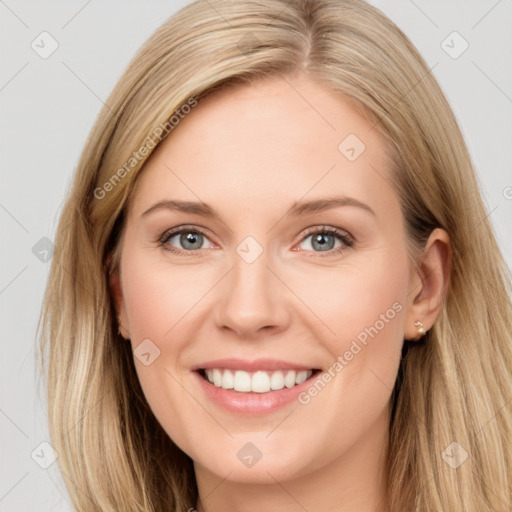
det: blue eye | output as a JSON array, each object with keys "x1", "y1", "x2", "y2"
[
  {"x1": 297, "y1": 226, "x2": 353, "y2": 257},
  {"x1": 159, "y1": 227, "x2": 212, "y2": 254},
  {"x1": 158, "y1": 225, "x2": 353, "y2": 257}
]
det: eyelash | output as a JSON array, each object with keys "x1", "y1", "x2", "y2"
[{"x1": 157, "y1": 225, "x2": 354, "y2": 258}]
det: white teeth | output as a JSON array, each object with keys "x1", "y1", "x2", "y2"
[
  {"x1": 295, "y1": 370, "x2": 308, "y2": 384},
  {"x1": 203, "y1": 368, "x2": 314, "y2": 393},
  {"x1": 284, "y1": 370, "x2": 296, "y2": 388},
  {"x1": 221, "y1": 369, "x2": 234, "y2": 389},
  {"x1": 252, "y1": 371, "x2": 270, "y2": 393},
  {"x1": 270, "y1": 370, "x2": 285, "y2": 390},
  {"x1": 233, "y1": 370, "x2": 251, "y2": 392},
  {"x1": 213, "y1": 368, "x2": 222, "y2": 387}
]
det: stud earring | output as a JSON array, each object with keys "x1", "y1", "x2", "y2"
[{"x1": 414, "y1": 320, "x2": 427, "y2": 336}]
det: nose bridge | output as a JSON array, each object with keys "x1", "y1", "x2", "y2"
[{"x1": 214, "y1": 237, "x2": 289, "y2": 336}]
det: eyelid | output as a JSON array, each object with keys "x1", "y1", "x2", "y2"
[
  {"x1": 292, "y1": 225, "x2": 354, "y2": 258},
  {"x1": 296, "y1": 225, "x2": 354, "y2": 246},
  {"x1": 157, "y1": 224, "x2": 354, "y2": 256},
  {"x1": 157, "y1": 224, "x2": 216, "y2": 250}
]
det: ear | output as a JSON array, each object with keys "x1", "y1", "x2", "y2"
[
  {"x1": 404, "y1": 228, "x2": 451, "y2": 341},
  {"x1": 106, "y1": 251, "x2": 130, "y2": 339}
]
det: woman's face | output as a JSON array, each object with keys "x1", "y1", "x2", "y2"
[{"x1": 111, "y1": 75, "x2": 423, "y2": 485}]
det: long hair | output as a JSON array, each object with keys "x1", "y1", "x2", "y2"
[{"x1": 37, "y1": 0, "x2": 512, "y2": 510}]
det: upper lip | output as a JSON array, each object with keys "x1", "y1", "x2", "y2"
[{"x1": 191, "y1": 358, "x2": 318, "y2": 372}]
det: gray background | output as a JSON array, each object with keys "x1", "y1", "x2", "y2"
[{"x1": 1, "y1": 1, "x2": 511, "y2": 510}]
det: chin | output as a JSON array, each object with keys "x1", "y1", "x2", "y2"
[{"x1": 190, "y1": 434, "x2": 320, "y2": 484}]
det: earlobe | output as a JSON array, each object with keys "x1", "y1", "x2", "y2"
[{"x1": 404, "y1": 228, "x2": 451, "y2": 341}]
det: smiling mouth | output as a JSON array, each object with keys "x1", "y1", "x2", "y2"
[{"x1": 197, "y1": 368, "x2": 322, "y2": 393}]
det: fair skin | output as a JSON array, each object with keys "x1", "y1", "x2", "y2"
[{"x1": 110, "y1": 74, "x2": 450, "y2": 512}]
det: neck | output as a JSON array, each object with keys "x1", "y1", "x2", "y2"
[{"x1": 194, "y1": 406, "x2": 390, "y2": 512}]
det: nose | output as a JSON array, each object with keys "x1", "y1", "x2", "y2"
[{"x1": 213, "y1": 248, "x2": 291, "y2": 339}]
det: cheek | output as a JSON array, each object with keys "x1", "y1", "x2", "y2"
[
  {"x1": 296, "y1": 244, "x2": 408, "y2": 400},
  {"x1": 286, "y1": 254, "x2": 407, "y2": 466},
  {"x1": 120, "y1": 251, "x2": 225, "y2": 451},
  {"x1": 121, "y1": 250, "x2": 214, "y2": 347},
  {"x1": 337, "y1": 262, "x2": 406, "y2": 355},
  {"x1": 291, "y1": 246, "x2": 408, "y2": 354},
  {"x1": 341, "y1": 251, "x2": 407, "y2": 365}
]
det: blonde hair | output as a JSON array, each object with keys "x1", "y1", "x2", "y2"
[{"x1": 37, "y1": 0, "x2": 512, "y2": 510}]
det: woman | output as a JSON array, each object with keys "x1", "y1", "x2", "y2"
[{"x1": 37, "y1": 0, "x2": 512, "y2": 510}]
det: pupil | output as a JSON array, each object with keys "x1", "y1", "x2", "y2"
[
  {"x1": 313, "y1": 233, "x2": 333, "y2": 251},
  {"x1": 182, "y1": 232, "x2": 201, "y2": 249}
]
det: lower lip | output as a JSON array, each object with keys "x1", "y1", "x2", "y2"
[{"x1": 192, "y1": 370, "x2": 320, "y2": 415}]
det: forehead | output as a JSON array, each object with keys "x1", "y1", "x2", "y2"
[{"x1": 128, "y1": 75, "x2": 398, "y2": 223}]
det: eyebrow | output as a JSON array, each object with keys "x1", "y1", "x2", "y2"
[{"x1": 141, "y1": 195, "x2": 376, "y2": 219}]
